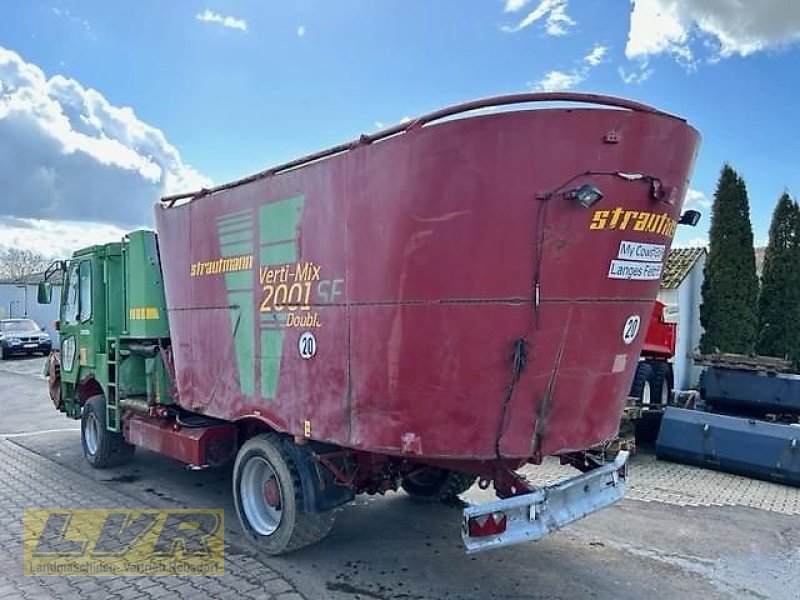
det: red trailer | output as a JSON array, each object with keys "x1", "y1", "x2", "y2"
[{"x1": 43, "y1": 93, "x2": 700, "y2": 554}]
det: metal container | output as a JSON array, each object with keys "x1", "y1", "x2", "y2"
[{"x1": 155, "y1": 93, "x2": 700, "y2": 461}]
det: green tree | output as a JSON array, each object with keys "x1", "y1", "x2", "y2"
[
  {"x1": 756, "y1": 193, "x2": 800, "y2": 361},
  {"x1": 699, "y1": 164, "x2": 759, "y2": 354}
]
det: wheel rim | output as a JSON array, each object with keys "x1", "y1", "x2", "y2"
[
  {"x1": 84, "y1": 411, "x2": 100, "y2": 456},
  {"x1": 241, "y1": 456, "x2": 283, "y2": 536},
  {"x1": 642, "y1": 380, "x2": 652, "y2": 405}
]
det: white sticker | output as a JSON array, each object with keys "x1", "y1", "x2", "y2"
[
  {"x1": 612, "y1": 353, "x2": 628, "y2": 373},
  {"x1": 298, "y1": 332, "x2": 317, "y2": 359},
  {"x1": 617, "y1": 241, "x2": 665, "y2": 263},
  {"x1": 608, "y1": 260, "x2": 663, "y2": 281},
  {"x1": 622, "y1": 315, "x2": 641, "y2": 345}
]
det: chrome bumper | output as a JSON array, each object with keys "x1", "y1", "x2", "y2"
[{"x1": 461, "y1": 451, "x2": 629, "y2": 553}]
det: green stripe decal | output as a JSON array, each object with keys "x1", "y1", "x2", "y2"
[
  {"x1": 261, "y1": 330, "x2": 284, "y2": 399},
  {"x1": 217, "y1": 209, "x2": 251, "y2": 223},
  {"x1": 219, "y1": 230, "x2": 254, "y2": 246},
  {"x1": 260, "y1": 242, "x2": 296, "y2": 266},
  {"x1": 258, "y1": 196, "x2": 305, "y2": 398},
  {"x1": 216, "y1": 213, "x2": 255, "y2": 396},
  {"x1": 219, "y1": 241, "x2": 252, "y2": 256},
  {"x1": 226, "y1": 295, "x2": 254, "y2": 395},
  {"x1": 260, "y1": 196, "x2": 304, "y2": 243}
]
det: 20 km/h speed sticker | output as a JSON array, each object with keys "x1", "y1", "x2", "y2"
[
  {"x1": 622, "y1": 315, "x2": 641, "y2": 345},
  {"x1": 298, "y1": 331, "x2": 317, "y2": 359}
]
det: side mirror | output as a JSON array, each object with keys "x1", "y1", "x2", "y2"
[
  {"x1": 37, "y1": 282, "x2": 52, "y2": 304},
  {"x1": 678, "y1": 210, "x2": 702, "y2": 227}
]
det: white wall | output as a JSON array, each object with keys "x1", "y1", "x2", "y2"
[
  {"x1": 657, "y1": 253, "x2": 705, "y2": 390},
  {"x1": 0, "y1": 283, "x2": 61, "y2": 343}
]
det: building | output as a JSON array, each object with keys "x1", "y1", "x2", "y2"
[
  {"x1": 0, "y1": 281, "x2": 62, "y2": 343},
  {"x1": 658, "y1": 247, "x2": 706, "y2": 391}
]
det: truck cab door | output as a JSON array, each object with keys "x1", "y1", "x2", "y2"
[{"x1": 59, "y1": 258, "x2": 95, "y2": 386}]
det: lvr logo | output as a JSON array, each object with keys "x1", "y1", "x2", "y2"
[
  {"x1": 25, "y1": 509, "x2": 224, "y2": 575},
  {"x1": 32, "y1": 510, "x2": 221, "y2": 557}
]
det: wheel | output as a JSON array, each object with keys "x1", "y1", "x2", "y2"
[
  {"x1": 233, "y1": 434, "x2": 336, "y2": 555},
  {"x1": 647, "y1": 361, "x2": 672, "y2": 406},
  {"x1": 81, "y1": 395, "x2": 135, "y2": 468},
  {"x1": 401, "y1": 468, "x2": 477, "y2": 503},
  {"x1": 629, "y1": 362, "x2": 652, "y2": 405}
]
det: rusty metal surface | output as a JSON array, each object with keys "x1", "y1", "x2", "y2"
[
  {"x1": 155, "y1": 97, "x2": 699, "y2": 462},
  {"x1": 124, "y1": 413, "x2": 237, "y2": 466}
]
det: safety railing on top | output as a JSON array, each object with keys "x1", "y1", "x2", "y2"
[{"x1": 160, "y1": 92, "x2": 678, "y2": 207}]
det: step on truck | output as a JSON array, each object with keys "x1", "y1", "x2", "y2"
[{"x1": 38, "y1": 93, "x2": 700, "y2": 554}]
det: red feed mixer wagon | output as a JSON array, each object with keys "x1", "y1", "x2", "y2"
[{"x1": 39, "y1": 93, "x2": 700, "y2": 554}]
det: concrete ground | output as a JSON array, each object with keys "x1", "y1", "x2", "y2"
[{"x1": 1, "y1": 355, "x2": 798, "y2": 600}]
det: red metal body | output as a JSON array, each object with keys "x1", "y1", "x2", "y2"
[
  {"x1": 641, "y1": 301, "x2": 677, "y2": 359},
  {"x1": 154, "y1": 93, "x2": 699, "y2": 463},
  {"x1": 124, "y1": 413, "x2": 237, "y2": 466}
]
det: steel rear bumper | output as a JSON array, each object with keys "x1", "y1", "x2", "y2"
[{"x1": 461, "y1": 451, "x2": 629, "y2": 553}]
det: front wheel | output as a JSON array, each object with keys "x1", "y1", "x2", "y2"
[
  {"x1": 81, "y1": 395, "x2": 135, "y2": 468},
  {"x1": 233, "y1": 434, "x2": 335, "y2": 555},
  {"x1": 401, "y1": 468, "x2": 477, "y2": 503}
]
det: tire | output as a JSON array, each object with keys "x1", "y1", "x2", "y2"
[
  {"x1": 647, "y1": 361, "x2": 672, "y2": 406},
  {"x1": 233, "y1": 434, "x2": 336, "y2": 555},
  {"x1": 629, "y1": 362, "x2": 652, "y2": 405},
  {"x1": 401, "y1": 468, "x2": 477, "y2": 503},
  {"x1": 81, "y1": 395, "x2": 135, "y2": 468}
]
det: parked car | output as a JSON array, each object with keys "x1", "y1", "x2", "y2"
[{"x1": 0, "y1": 318, "x2": 52, "y2": 359}]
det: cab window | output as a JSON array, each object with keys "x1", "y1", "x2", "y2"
[
  {"x1": 78, "y1": 260, "x2": 92, "y2": 322},
  {"x1": 63, "y1": 262, "x2": 80, "y2": 325}
]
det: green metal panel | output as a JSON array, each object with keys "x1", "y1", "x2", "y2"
[{"x1": 124, "y1": 231, "x2": 170, "y2": 339}]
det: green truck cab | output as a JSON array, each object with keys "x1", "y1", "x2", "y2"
[{"x1": 39, "y1": 230, "x2": 174, "y2": 449}]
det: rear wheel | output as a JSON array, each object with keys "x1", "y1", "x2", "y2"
[
  {"x1": 81, "y1": 395, "x2": 135, "y2": 468},
  {"x1": 233, "y1": 434, "x2": 335, "y2": 555},
  {"x1": 401, "y1": 468, "x2": 477, "y2": 503},
  {"x1": 647, "y1": 361, "x2": 672, "y2": 406}
]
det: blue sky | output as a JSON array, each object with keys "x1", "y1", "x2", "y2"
[{"x1": 1, "y1": 0, "x2": 799, "y2": 253}]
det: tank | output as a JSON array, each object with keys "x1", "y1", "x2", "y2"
[{"x1": 155, "y1": 93, "x2": 700, "y2": 462}]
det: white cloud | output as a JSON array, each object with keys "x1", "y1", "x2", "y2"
[
  {"x1": 676, "y1": 237, "x2": 709, "y2": 248},
  {"x1": 502, "y1": 0, "x2": 575, "y2": 36},
  {"x1": 618, "y1": 62, "x2": 654, "y2": 84},
  {"x1": 51, "y1": 7, "x2": 91, "y2": 31},
  {"x1": 532, "y1": 44, "x2": 607, "y2": 91},
  {"x1": 0, "y1": 217, "x2": 127, "y2": 257},
  {"x1": 685, "y1": 188, "x2": 712, "y2": 208},
  {"x1": 584, "y1": 45, "x2": 608, "y2": 66},
  {"x1": 399, "y1": 116, "x2": 412, "y2": 124},
  {"x1": 297, "y1": 25, "x2": 306, "y2": 37},
  {"x1": 626, "y1": 0, "x2": 800, "y2": 63},
  {"x1": 534, "y1": 69, "x2": 585, "y2": 92},
  {"x1": 196, "y1": 9, "x2": 247, "y2": 32},
  {"x1": 0, "y1": 46, "x2": 210, "y2": 254},
  {"x1": 504, "y1": 0, "x2": 531, "y2": 12}
]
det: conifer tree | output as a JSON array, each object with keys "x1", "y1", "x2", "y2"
[
  {"x1": 699, "y1": 165, "x2": 759, "y2": 354},
  {"x1": 757, "y1": 193, "x2": 800, "y2": 360}
]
